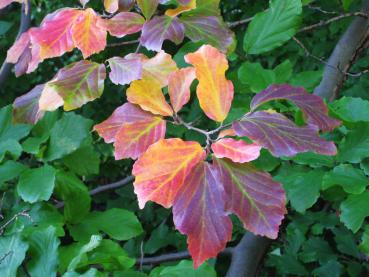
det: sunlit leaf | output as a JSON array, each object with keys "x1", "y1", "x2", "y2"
[
  {"x1": 107, "y1": 56, "x2": 142, "y2": 85},
  {"x1": 214, "y1": 158, "x2": 286, "y2": 238},
  {"x1": 211, "y1": 138, "x2": 261, "y2": 163},
  {"x1": 168, "y1": 67, "x2": 196, "y2": 113},
  {"x1": 173, "y1": 162, "x2": 232, "y2": 268},
  {"x1": 185, "y1": 44, "x2": 234, "y2": 122},
  {"x1": 98, "y1": 12, "x2": 145, "y2": 38},
  {"x1": 233, "y1": 111, "x2": 337, "y2": 157},
  {"x1": 127, "y1": 79, "x2": 173, "y2": 116},
  {"x1": 166, "y1": 0, "x2": 196, "y2": 17},
  {"x1": 137, "y1": 0, "x2": 159, "y2": 19},
  {"x1": 251, "y1": 84, "x2": 341, "y2": 132},
  {"x1": 133, "y1": 138, "x2": 206, "y2": 208}
]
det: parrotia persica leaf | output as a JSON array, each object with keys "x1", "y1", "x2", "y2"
[
  {"x1": 211, "y1": 138, "x2": 262, "y2": 163},
  {"x1": 46, "y1": 60, "x2": 106, "y2": 111},
  {"x1": 166, "y1": 0, "x2": 196, "y2": 17},
  {"x1": 213, "y1": 158, "x2": 286, "y2": 239},
  {"x1": 127, "y1": 79, "x2": 173, "y2": 116},
  {"x1": 107, "y1": 56, "x2": 142, "y2": 85},
  {"x1": 132, "y1": 138, "x2": 206, "y2": 208},
  {"x1": 94, "y1": 103, "x2": 166, "y2": 160},
  {"x1": 185, "y1": 44, "x2": 234, "y2": 122},
  {"x1": 168, "y1": 67, "x2": 196, "y2": 113},
  {"x1": 137, "y1": 0, "x2": 159, "y2": 19},
  {"x1": 173, "y1": 162, "x2": 232, "y2": 268},
  {"x1": 233, "y1": 111, "x2": 337, "y2": 157},
  {"x1": 97, "y1": 12, "x2": 145, "y2": 38},
  {"x1": 251, "y1": 84, "x2": 341, "y2": 132},
  {"x1": 140, "y1": 15, "x2": 185, "y2": 52}
]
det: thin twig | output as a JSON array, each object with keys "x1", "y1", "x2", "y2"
[
  {"x1": 0, "y1": 251, "x2": 12, "y2": 264},
  {"x1": 107, "y1": 39, "x2": 140, "y2": 48},
  {"x1": 307, "y1": 5, "x2": 338, "y2": 15},
  {"x1": 0, "y1": 209, "x2": 31, "y2": 235},
  {"x1": 228, "y1": 16, "x2": 253, "y2": 28}
]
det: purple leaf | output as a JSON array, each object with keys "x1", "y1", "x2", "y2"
[
  {"x1": 233, "y1": 111, "x2": 337, "y2": 157},
  {"x1": 251, "y1": 84, "x2": 341, "y2": 132},
  {"x1": 140, "y1": 15, "x2": 185, "y2": 51},
  {"x1": 107, "y1": 56, "x2": 142, "y2": 85}
]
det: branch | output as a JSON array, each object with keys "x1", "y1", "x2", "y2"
[
  {"x1": 0, "y1": 0, "x2": 31, "y2": 87},
  {"x1": 107, "y1": 39, "x2": 140, "y2": 48},
  {"x1": 55, "y1": 176, "x2": 134, "y2": 209},
  {"x1": 314, "y1": 0, "x2": 369, "y2": 101},
  {"x1": 136, "y1": 247, "x2": 233, "y2": 266},
  {"x1": 225, "y1": 233, "x2": 271, "y2": 277},
  {"x1": 0, "y1": 209, "x2": 31, "y2": 235}
]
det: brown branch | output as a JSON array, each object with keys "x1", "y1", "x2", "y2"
[
  {"x1": 107, "y1": 39, "x2": 140, "y2": 48},
  {"x1": 0, "y1": 0, "x2": 31, "y2": 87},
  {"x1": 228, "y1": 17, "x2": 254, "y2": 28}
]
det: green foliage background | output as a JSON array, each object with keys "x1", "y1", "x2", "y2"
[{"x1": 1, "y1": 0, "x2": 369, "y2": 276}]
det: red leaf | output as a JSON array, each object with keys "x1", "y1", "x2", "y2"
[
  {"x1": 173, "y1": 162, "x2": 232, "y2": 268},
  {"x1": 214, "y1": 158, "x2": 286, "y2": 239},
  {"x1": 233, "y1": 111, "x2": 337, "y2": 157},
  {"x1": 98, "y1": 12, "x2": 145, "y2": 38},
  {"x1": 211, "y1": 138, "x2": 261, "y2": 163},
  {"x1": 251, "y1": 84, "x2": 341, "y2": 132},
  {"x1": 168, "y1": 68, "x2": 196, "y2": 113},
  {"x1": 132, "y1": 138, "x2": 206, "y2": 208}
]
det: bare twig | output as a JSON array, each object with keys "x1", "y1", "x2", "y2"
[
  {"x1": 228, "y1": 17, "x2": 254, "y2": 28},
  {"x1": 0, "y1": 209, "x2": 31, "y2": 235},
  {"x1": 307, "y1": 5, "x2": 338, "y2": 15},
  {"x1": 0, "y1": 251, "x2": 12, "y2": 264},
  {"x1": 107, "y1": 39, "x2": 140, "y2": 48},
  {"x1": 0, "y1": 0, "x2": 31, "y2": 87}
]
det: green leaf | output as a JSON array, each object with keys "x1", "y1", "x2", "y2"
[
  {"x1": 62, "y1": 145, "x2": 100, "y2": 176},
  {"x1": 275, "y1": 165, "x2": 324, "y2": 213},
  {"x1": 288, "y1": 152, "x2": 335, "y2": 168},
  {"x1": 144, "y1": 223, "x2": 178, "y2": 254},
  {"x1": 299, "y1": 237, "x2": 336, "y2": 263},
  {"x1": 359, "y1": 224, "x2": 369, "y2": 255},
  {"x1": 312, "y1": 260, "x2": 343, "y2": 277},
  {"x1": 333, "y1": 227, "x2": 361, "y2": 258},
  {"x1": 0, "y1": 139, "x2": 22, "y2": 162},
  {"x1": 63, "y1": 268, "x2": 102, "y2": 277},
  {"x1": 149, "y1": 260, "x2": 216, "y2": 277},
  {"x1": 340, "y1": 191, "x2": 369, "y2": 232},
  {"x1": 0, "y1": 160, "x2": 26, "y2": 184},
  {"x1": 69, "y1": 208, "x2": 143, "y2": 242},
  {"x1": 0, "y1": 233, "x2": 29, "y2": 277},
  {"x1": 17, "y1": 165, "x2": 56, "y2": 203},
  {"x1": 243, "y1": 0, "x2": 302, "y2": 54},
  {"x1": 0, "y1": 21, "x2": 13, "y2": 35},
  {"x1": 338, "y1": 123, "x2": 369, "y2": 163},
  {"x1": 0, "y1": 105, "x2": 31, "y2": 141},
  {"x1": 330, "y1": 97, "x2": 369, "y2": 123},
  {"x1": 322, "y1": 164, "x2": 369, "y2": 194},
  {"x1": 289, "y1": 70, "x2": 322, "y2": 91},
  {"x1": 27, "y1": 226, "x2": 60, "y2": 277},
  {"x1": 44, "y1": 113, "x2": 93, "y2": 161},
  {"x1": 55, "y1": 171, "x2": 91, "y2": 224}
]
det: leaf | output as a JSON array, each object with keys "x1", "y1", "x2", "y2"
[
  {"x1": 359, "y1": 225, "x2": 369, "y2": 255},
  {"x1": 149, "y1": 260, "x2": 216, "y2": 277},
  {"x1": 46, "y1": 60, "x2": 106, "y2": 111},
  {"x1": 44, "y1": 113, "x2": 93, "y2": 161},
  {"x1": 340, "y1": 191, "x2": 369, "y2": 232},
  {"x1": 0, "y1": 161, "x2": 26, "y2": 184},
  {"x1": 211, "y1": 138, "x2": 261, "y2": 163},
  {"x1": 137, "y1": 0, "x2": 159, "y2": 19},
  {"x1": 337, "y1": 123, "x2": 369, "y2": 163},
  {"x1": 0, "y1": 140, "x2": 22, "y2": 162},
  {"x1": 55, "y1": 171, "x2": 91, "y2": 223},
  {"x1": 132, "y1": 138, "x2": 206, "y2": 208},
  {"x1": 0, "y1": 105, "x2": 31, "y2": 141},
  {"x1": 214, "y1": 158, "x2": 286, "y2": 239},
  {"x1": 185, "y1": 44, "x2": 234, "y2": 122},
  {"x1": 173, "y1": 162, "x2": 232, "y2": 268},
  {"x1": 140, "y1": 15, "x2": 185, "y2": 52},
  {"x1": 181, "y1": 15, "x2": 234, "y2": 53},
  {"x1": 27, "y1": 226, "x2": 60, "y2": 277},
  {"x1": 330, "y1": 97, "x2": 369, "y2": 123},
  {"x1": 71, "y1": 8, "x2": 107, "y2": 58},
  {"x1": 233, "y1": 111, "x2": 337, "y2": 157},
  {"x1": 115, "y1": 115, "x2": 166, "y2": 160},
  {"x1": 104, "y1": 0, "x2": 119, "y2": 13},
  {"x1": 274, "y1": 165, "x2": 324, "y2": 213},
  {"x1": 141, "y1": 51, "x2": 178, "y2": 87},
  {"x1": 62, "y1": 145, "x2": 100, "y2": 176},
  {"x1": 69, "y1": 208, "x2": 143, "y2": 241},
  {"x1": 168, "y1": 67, "x2": 196, "y2": 113},
  {"x1": 312, "y1": 260, "x2": 343, "y2": 277},
  {"x1": 251, "y1": 84, "x2": 341, "y2": 132},
  {"x1": 166, "y1": 0, "x2": 196, "y2": 17},
  {"x1": 322, "y1": 164, "x2": 369, "y2": 194},
  {"x1": 244, "y1": 0, "x2": 302, "y2": 54},
  {"x1": 0, "y1": 0, "x2": 23, "y2": 9},
  {"x1": 17, "y1": 165, "x2": 56, "y2": 203},
  {"x1": 0, "y1": 233, "x2": 29, "y2": 277},
  {"x1": 182, "y1": 0, "x2": 220, "y2": 16},
  {"x1": 98, "y1": 12, "x2": 145, "y2": 38},
  {"x1": 127, "y1": 79, "x2": 173, "y2": 116},
  {"x1": 107, "y1": 56, "x2": 142, "y2": 85}
]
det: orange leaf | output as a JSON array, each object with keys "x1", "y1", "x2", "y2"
[
  {"x1": 71, "y1": 8, "x2": 107, "y2": 58},
  {"x1": 127, "y1": 79, "x2": 173, "y2": 116},
  {"x1": 185, "y1": 44, "x2": 234, "y2": 122},
  {"x1": 211, "y1": 138, "x2": 261, "y2": 163},
  {"x1": 168, "y1": 67, "x2": 196, "y2": 113},
  {"x1": 165, "y1": 0, "x2": 196, "y2": 17},
  {"x1": 132, "y1": 138, "x2": 206, "y2": 208}
]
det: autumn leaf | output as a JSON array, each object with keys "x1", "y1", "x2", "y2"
[
  {"x1": 168, "y1": 67, "x2": 196, "y2": 113},
  {"x1": 185, "y1": 44, "x2": 234, "y2": 122},
  {"x1": 173, "y1": 162, "x2": 232, "y2": 268},
  {"x1": 137, "y1": 0, "x2": 159, "y2": 19},
  {"x1": 132, "y1": 138, "x2": 206, "y2": 208},
  {"x1": 211, "y1": 138, "x2": 261, "y2": 163},
  {"x1": 214, "y1": 158, "x2": 286, "y2": 239},
  {"x1": 127, "y1": 79, "x2": 173, "y2": 116},
  {"x1": 98, "y1": 12, "x2": 145, "y2": 38},
  {"x1": 251, "y1": 84, "x2": 341, "y2": 132},
  {"x1": 166, "y1": 0, "x2": 196, "y2": 17},
  {"x1": 233, "y1": 111, "x2": 337, "y2": 157},
  {"x1": 107, "y1": 56, "x2": 142, "y2": 86}
]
